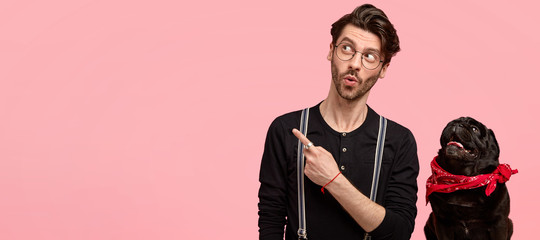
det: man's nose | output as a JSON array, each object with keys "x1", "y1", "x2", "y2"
[{"x1": 348, "y1": 53, "x2": 362, "y2": 71}]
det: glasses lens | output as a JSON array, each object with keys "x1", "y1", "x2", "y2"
[
  {"x1": 336, "y1": 43, "x2": 382, "y2": 70},
  {"x1": 362, "y1": 52, "x2": 381, "y2": 70},
  {"x1": 336, "y1": 43, "x2": 355, "y2": 61}
]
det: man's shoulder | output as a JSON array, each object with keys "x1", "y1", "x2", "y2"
[
  {"x1": 382, "y1": 117, "x2": 417, "y2": 148},
  {"x1": 268, "y1": 108, "x2": 304, "y2": 130},
  {"x1": 385, "y1": 118, "x2": 410, "y2": 132},
  {"x1": 369, "y1": 107, "x2": 413, "y2": 136},
  {"x1": 262, "y1": 108, "x2": 309, "y2": 145},
  {"x1": 378, "y1": 115, "x2": 415, "y2": 138}
]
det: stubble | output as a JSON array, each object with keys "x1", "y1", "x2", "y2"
[{"x1": 331, "y1": 61, "x2": 379, "y2": 101}]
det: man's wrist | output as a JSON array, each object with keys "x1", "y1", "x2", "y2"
[
  {"x1": 325, "y1": 172, "x2": 346, "y2": 192},
  {"x1": 321, "y1": 171, "x2": 341, "y2": 194}
]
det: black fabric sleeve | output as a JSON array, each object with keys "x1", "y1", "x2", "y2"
[
  {"x1": 369, "y1": 128, "x2": 419, "y2": 239},
  {"x1": 258, "y1": 118, "x2": 290, "y2": 240}
]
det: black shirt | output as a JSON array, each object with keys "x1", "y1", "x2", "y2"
[{"x1": 258, "y1": 103, "x2": 419, "y2": 240}]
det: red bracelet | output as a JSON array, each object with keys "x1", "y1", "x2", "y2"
[{"x1": 321, "y1": 171, "x2": 341, "y2": 194}]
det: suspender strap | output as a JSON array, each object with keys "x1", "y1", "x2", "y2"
[
  {"x1": 364, "y1": 115, "x2": 388, "y2": 240},
  {"x1": 370, "y1": 115, "x2": 387, "y2": 202},
  {"x1": 297, "y1": 108, "x2": 309, "y2": 240}
]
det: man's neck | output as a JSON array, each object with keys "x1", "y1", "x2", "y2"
[{"x1": 320, "y1": 93, "x2": 370, "y2": 133}]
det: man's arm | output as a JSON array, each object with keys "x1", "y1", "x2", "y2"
[
  {"x1": 258, "y1": 119, "x2": 289, "y2": 240},
  {"x1": 325, "y1": 174, "x2": 386, "y2": 231},
  {"x1": 369, "y1": 129, "x2": 418, "y2": 239}
]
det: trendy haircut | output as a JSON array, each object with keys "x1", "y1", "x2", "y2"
[{"x1": 331, "y1": 4, "x2": 400, "y2": 64}]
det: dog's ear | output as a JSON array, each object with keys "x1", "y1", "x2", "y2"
[
  {"x1": 439, "y1": 119, "x2": 456, "y2": 147},
  {"x1": 487, "y1": 129, "x2": 500, "y2": 158},
  {"x1": 476, "y1": 129, "x2": 500, "y2": 173}
]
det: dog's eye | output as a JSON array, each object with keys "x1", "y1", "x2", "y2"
[{"x1": 472, "y1": 126, "x2": 479, "y2": 132}]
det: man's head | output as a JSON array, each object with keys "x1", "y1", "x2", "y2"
[
  {"x1": 330, "y1": 4, "x2": 400, "y2": 65},
  {"x1": 327, "y1": 4, "x2": 400, "y2": 102}
]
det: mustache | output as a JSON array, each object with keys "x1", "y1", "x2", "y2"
[{"x1": 341, "y1": 70, "x2": 359, "y2": 79}]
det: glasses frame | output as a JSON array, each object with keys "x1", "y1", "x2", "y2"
[{"x1": 334, "y1": 42, "x2": 384, "y2": 70}]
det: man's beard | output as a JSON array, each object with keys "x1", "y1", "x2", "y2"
[{"x1": 331, "y1": 61, "x2": 379, "y2": 101}]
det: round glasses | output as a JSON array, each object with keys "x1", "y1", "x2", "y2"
[{"x1": 335, "y1": 42, "x2": 383, "y2": 70}]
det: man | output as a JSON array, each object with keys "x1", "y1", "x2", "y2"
[{"x1": 258, "y1": 4, "x2": 419, "y2": 240}]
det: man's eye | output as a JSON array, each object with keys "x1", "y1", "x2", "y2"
[
  {"x1": 341, "y1": 45, "x2": 354, "y2": 53},
  {"x1": 363, "y1": 53, "x2": 377, "y2": 63}
]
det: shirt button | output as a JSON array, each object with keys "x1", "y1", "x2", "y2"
[
  {"x1": 342, "y1": 147, "x2": 347, "y2": 152},
  {"x1": 342, "y1": 132, "x2": 347, "y2": 137},
  {"x1": 340, "y1": 165, "x2": 346, "y2": 171}
]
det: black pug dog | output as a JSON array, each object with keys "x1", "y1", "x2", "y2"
[{"x1": 425, "y1": 117, "x2": 516, "y2": 240}]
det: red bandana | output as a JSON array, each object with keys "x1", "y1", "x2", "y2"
[{"x1": 426, "y1": 156, "x2": 518, "y2": 204}]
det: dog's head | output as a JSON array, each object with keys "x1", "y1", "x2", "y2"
[{"x1": 437, "y1": 117, "x2": 499, "y2": 176}]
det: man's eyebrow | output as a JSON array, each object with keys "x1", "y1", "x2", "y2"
[
  {"x1": 338, "y1": 37, "x2": 381, "y2": 54},
  {"x1": 363, "y1": 47, "x2": 381, "y2": 54},
  {"x1": 339, "y1": 37, "x2": 355, "y2": 45}
]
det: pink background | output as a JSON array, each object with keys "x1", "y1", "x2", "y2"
[{"x1": 1, "y1": 0, "x2": 538, "y2": 239}]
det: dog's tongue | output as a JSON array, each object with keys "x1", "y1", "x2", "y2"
[{"x1": 447, "y1": 141, "x2": 464, "y2": 149}]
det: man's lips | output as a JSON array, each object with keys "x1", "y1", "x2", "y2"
[{"x1": 343, "y1": 75, "x2": 358, "y2": 86}]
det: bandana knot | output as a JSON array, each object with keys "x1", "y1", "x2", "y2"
[{"x1": 426, "y1": 157, "x2": 518, "y2": 204}]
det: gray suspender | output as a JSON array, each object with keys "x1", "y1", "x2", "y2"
[
  {"x1": 296, "y1": 108, "x2": 387, "y2": 240},
  {"x1": 370, "y1": 114, "x2": 388, "y2": 202},
  {"x1": 364, "y1": 115, "x2": 387, "y2": 240},
  {"x1": 296, "y1": 108, "x2": 309, "y2": 240}
]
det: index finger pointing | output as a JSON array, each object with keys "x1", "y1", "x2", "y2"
[{"x1": 292, "y1": 128, "x2": 312, "y2": 146}]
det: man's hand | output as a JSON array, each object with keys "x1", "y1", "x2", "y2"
[{"x1": 292, "y1": 128, "x2": 340, "y2": 186}]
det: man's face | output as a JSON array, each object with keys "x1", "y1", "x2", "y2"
[{"x1": 328, "y1": 24, "x2": 388, "y2": 101}]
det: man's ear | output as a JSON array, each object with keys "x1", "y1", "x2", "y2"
[
  {"x1": 327, "y1": 43, "x2": 334, "y2": 61},
  {"x1": 379, "y1": 63, "x2": 389, "y2": 78}
]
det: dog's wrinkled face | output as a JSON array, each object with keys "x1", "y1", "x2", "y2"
[{"x1": 438, "y1": 117, "x2": 500, "y2": 176}]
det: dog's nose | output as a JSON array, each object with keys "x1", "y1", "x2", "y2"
[{"x1": 451, "y1": 123, "x2": 464, "y2": 131}]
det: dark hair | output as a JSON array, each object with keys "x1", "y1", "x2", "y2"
[{"x1": 331, "y1": 4, "x2": 400, "y2": 64}]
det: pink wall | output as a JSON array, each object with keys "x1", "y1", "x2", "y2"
[{"x1": 1, "y1": 0, "x2": 538, "y2": 239}]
